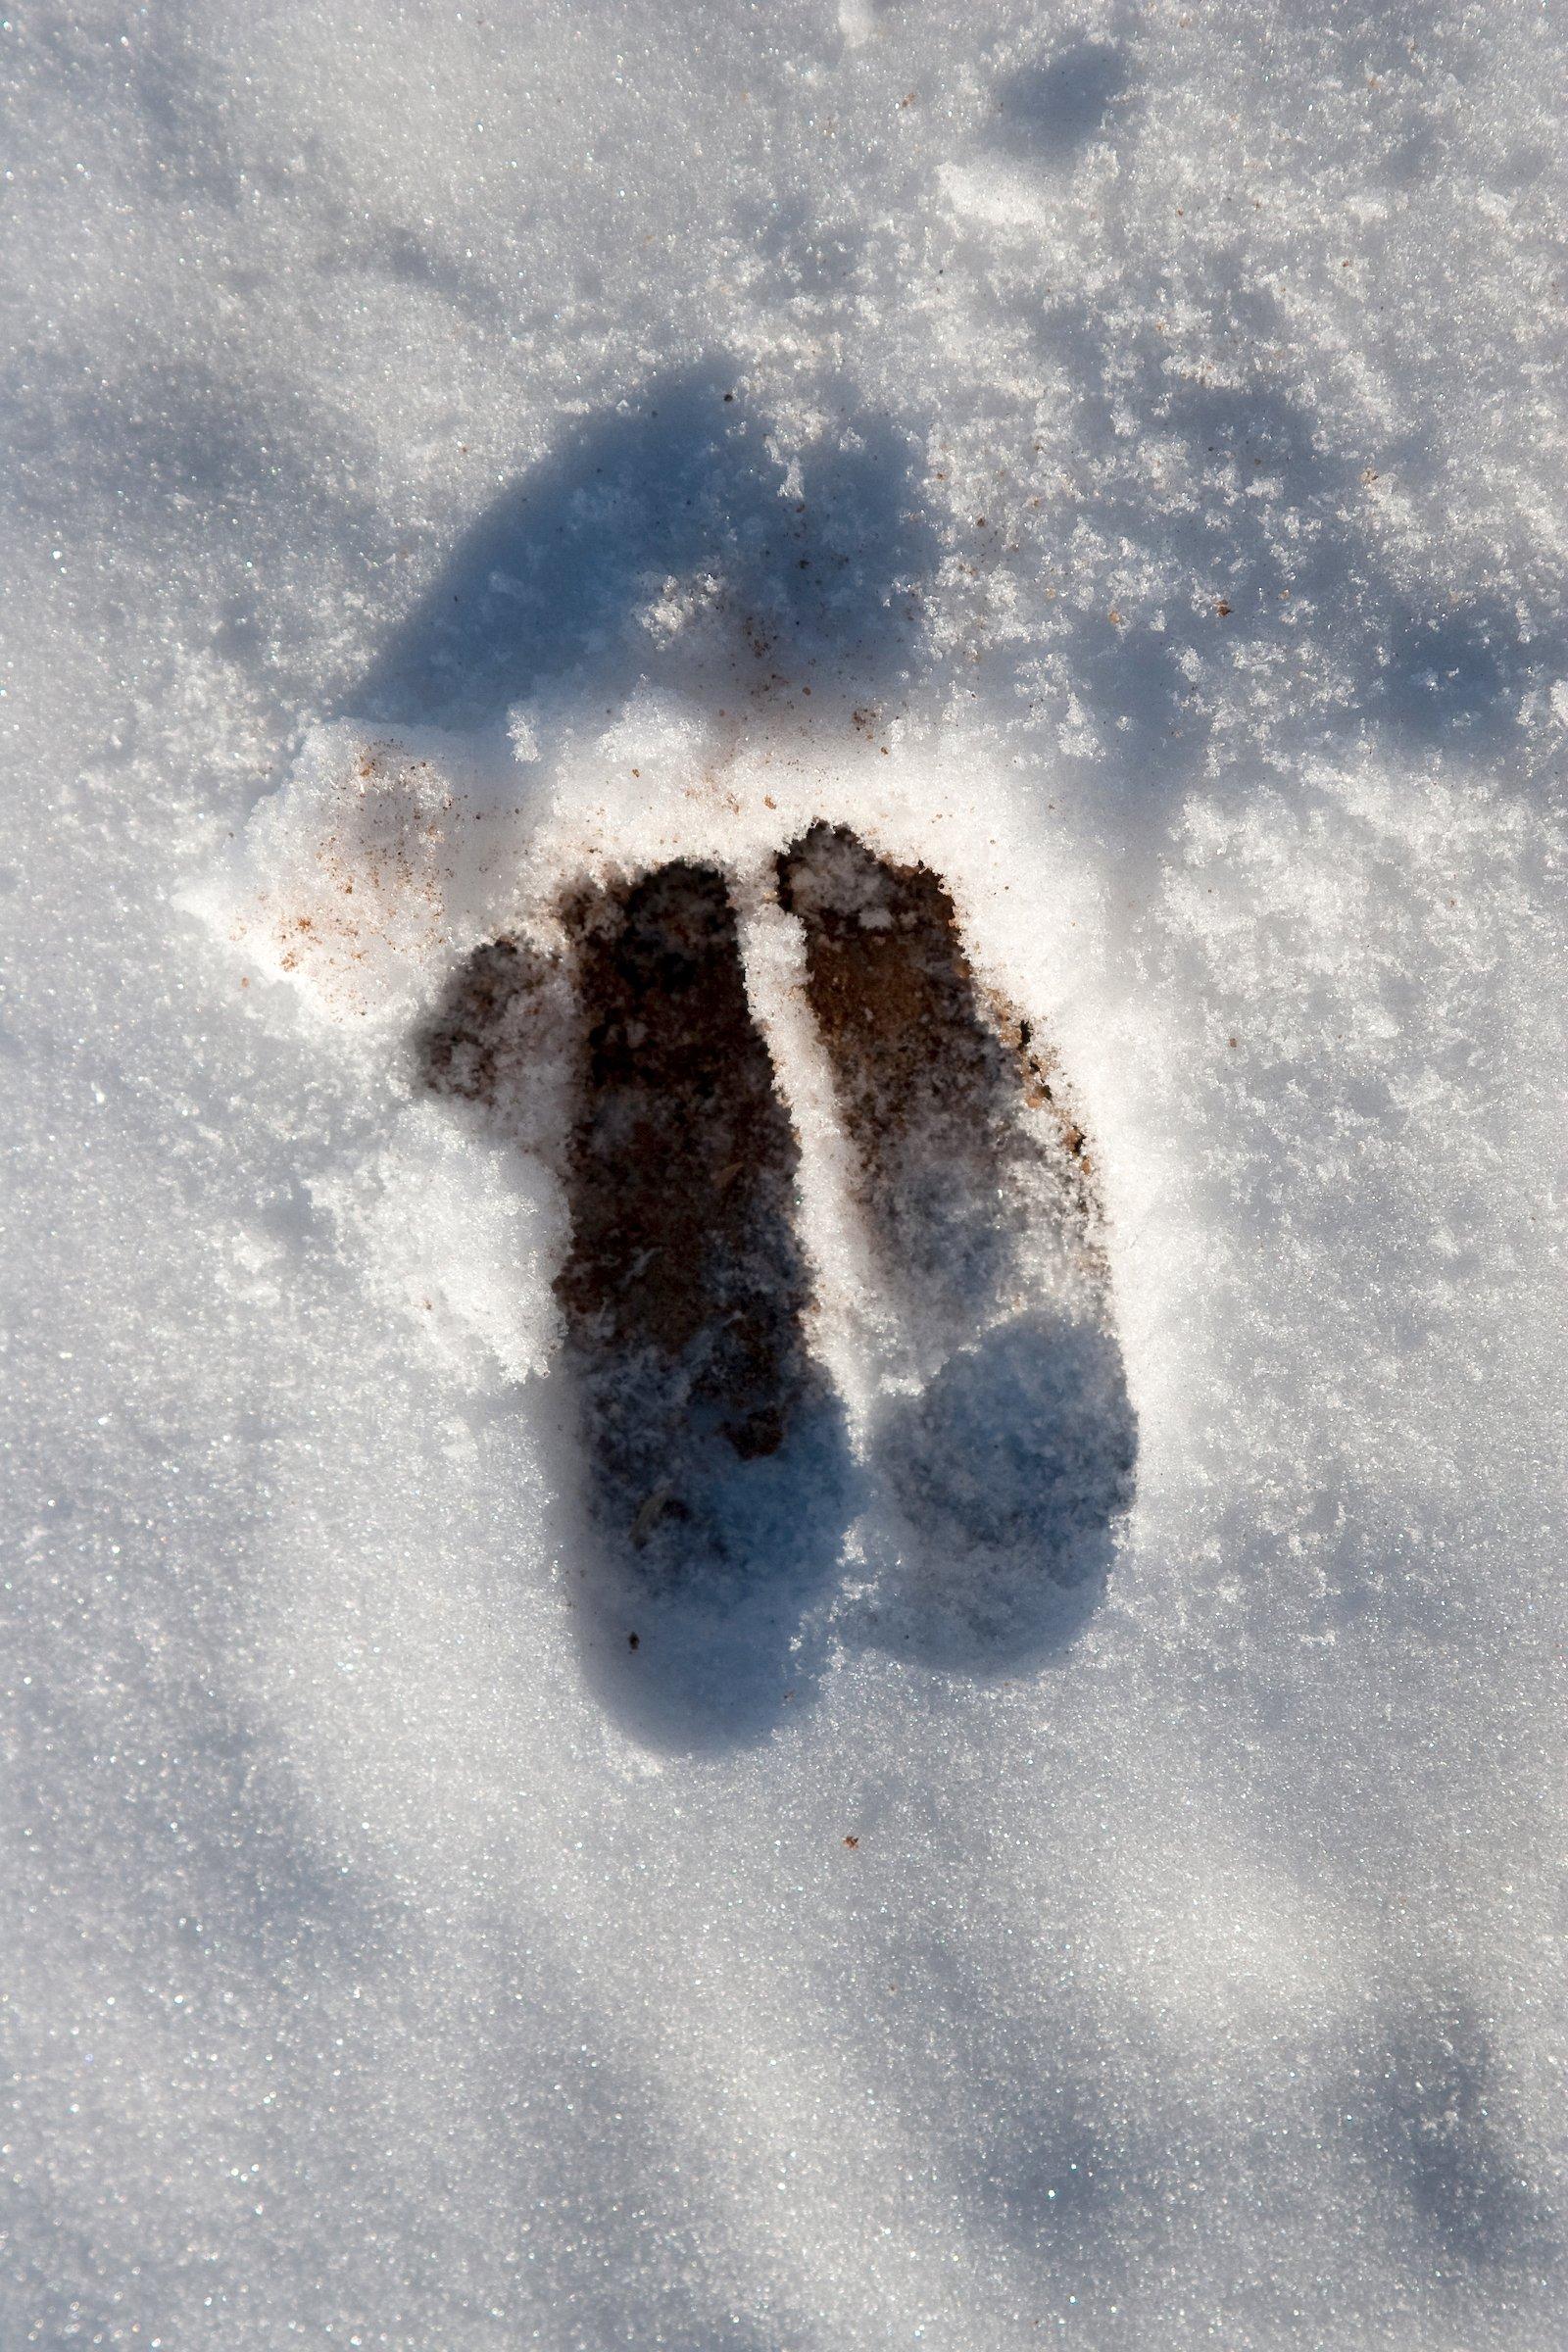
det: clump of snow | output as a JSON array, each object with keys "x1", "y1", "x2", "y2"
[
  {"x1": 315, "y1": 1102, "x2": 566, "y2": 1387},
  {"x1": 192, "y1": 722, "x2": 531, "y2": 1023}
]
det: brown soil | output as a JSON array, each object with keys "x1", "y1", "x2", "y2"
[
  {"x1": 776, "y1": 822, "x2": 1084, "y2": 1314},
  {"x1": 557, "y1": 862, "x2": 813, "y2": 1466},
  {"x1": 777, "y1": 821, "x2": 1017, "y2": 1166},
  {"x1": 421, "y1": 936, "x2": 534, "y2": 1106},
  {"x1": 422, "y1": 866, "x2": 818, "y2": 1550}
]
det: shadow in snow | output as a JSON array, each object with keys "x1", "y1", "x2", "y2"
[
  {"x1": 356, "y1": 363, "x2": 934, "y2": 731},
  {"x1": 990, "y1": 40, "x2": 1133, "y2": 162},
  {"x1": 1006, "y1": 293, "x2": 1562, "y2": 814},
  {"x1": 1348, "y1": 2002, "x2": 1559, "y2": 2281}
]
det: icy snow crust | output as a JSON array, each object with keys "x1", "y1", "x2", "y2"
[{"x1": 4, "y1": 2, "x2": 1565, "y2": 2346}]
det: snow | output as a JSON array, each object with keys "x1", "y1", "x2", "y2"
[{"x1": 3, "y1": 2, "x2": 1564, "y2": 2346}]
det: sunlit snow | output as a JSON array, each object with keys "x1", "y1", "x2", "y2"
[{"x1": 4, "y1": 4, "x2": 1564, "y2": 2347}]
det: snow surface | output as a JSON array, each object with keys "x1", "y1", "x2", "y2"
[{"x1": 4, "y1": 1, "x2": 1565, "y2": 2345}]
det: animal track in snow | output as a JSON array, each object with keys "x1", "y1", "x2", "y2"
[
  {"x1": 422, "y1": 862, "x2": 857, "y2": 1747},
  {"x1": 776, "y1": 822, "x2": 1091, "y2": 1347},
  {"x1": 421, "y1": 829, "x2": 1135, "y2": 1741},
  {"x1": 776, "y1": 824, "x2": 1136, "y2": 1660}
]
